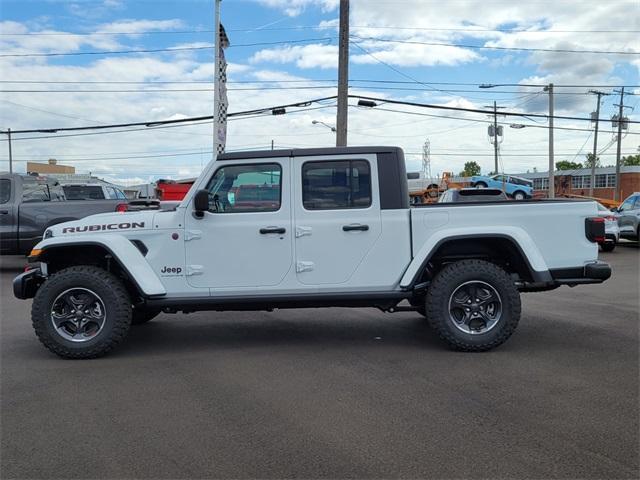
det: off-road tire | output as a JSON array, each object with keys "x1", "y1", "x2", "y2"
[
  {"x1": 600, "y1": 242, "x2": 616, "y2": 252},
  {"x1": 131, "y1": 307, "x2": 161, "y2": 325},
  {"x1": 425, "y1": 259, "x2": 521, "y2": 352},
  {"x1": 32, "y1": 266, "x2": 132, "y2": 359}
]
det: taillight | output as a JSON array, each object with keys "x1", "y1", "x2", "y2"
[
  {"x1": 585, "y1": 217, "x2": 605, "y2": 243},
  {"x1": 115, "y1": 203, "x2": 128, "y2": 213}
]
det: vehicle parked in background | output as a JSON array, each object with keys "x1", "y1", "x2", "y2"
[
  {"x1": 155, "y1": 179, "x2": 194, "y2": 201},
  {"x1": 62, "y1": 183, "x2": 127, "y2": 201},
  {"x1": 615, "y1": 192, "x2": 640, "y2": 241},
  {"x1": 0, "y1": 174, "x2": 129, "y2": 255},
  {"x1": 14, "y1": 146, "x2": 611, "y2": 359},
  {"x1": 439, "y1": 187, "x2": 508, "y2": 203},
  {"x1": 471, "y1": 174, "x2": 533, "y2": 200},
  {"x1": 596, "y1": 202, "x2": 619, "y2": 252}
]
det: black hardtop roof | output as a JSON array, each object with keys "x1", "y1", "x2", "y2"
[{"x1": 217, "y1": 146, "x2": 403, "y2": 161}]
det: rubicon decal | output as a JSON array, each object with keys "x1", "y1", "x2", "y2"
[{"x1": 62, "y1": 222, "x2": 145, "y2": 234}]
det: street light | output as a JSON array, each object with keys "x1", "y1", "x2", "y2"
[{"x1": 311, "y1": 120, "x2": 336, "y2": 132}]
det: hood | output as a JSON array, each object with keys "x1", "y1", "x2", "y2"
[{"x1": 46, "y1": 211, "x2": 154, "y2": 237}]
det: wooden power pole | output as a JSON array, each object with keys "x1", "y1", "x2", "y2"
[{"x1": 336, "y1": 0, "x2": 349, "y2": 147}]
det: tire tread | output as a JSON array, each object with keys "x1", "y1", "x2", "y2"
[{"x1": 32, "y1": 265, "x2": 131, "y2": 359}]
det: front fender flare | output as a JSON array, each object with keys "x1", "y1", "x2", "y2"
[
  {"x1": 33, "y1": 234, "x2": 166, "y2": 297},
  {"x1": 400, "y1": 227, "x2": 550, "y2": 289}
]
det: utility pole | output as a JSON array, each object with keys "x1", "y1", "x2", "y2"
[
  {"x1": 485, "y1": 102, "x2": 504, "y2": 174},
  {"x1": 7, "y1": 128, "x2": 12, "y2": 174},
  {"x1": 544, "y1": 83, "x2": 554, "y2": 198},
  {"x1": 336, "y1": 0, "x2": 349, "y2": 147},
  {"x1": 493, "y1": 101, "x2": 498, "y2": 174},
  {"x1": 614, "y1": 87, "x2": 625, "y2": 201},
  {"x1": 588, "y1": 90, "x2": 608, "y2": 196}
]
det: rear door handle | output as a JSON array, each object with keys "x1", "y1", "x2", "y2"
[
  {"x1": 260, "y1": 227, "x2": 286, "y2": 235},
  {"x1": 342, "y1": 224, "x2": 369, "y2": 232}
]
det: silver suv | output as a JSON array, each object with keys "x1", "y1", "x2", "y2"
[{"x1": 617, "y1": 192, "x2": 640, "y2": 240}]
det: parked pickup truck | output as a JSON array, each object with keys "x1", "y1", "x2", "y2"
[
  {"x1": 14, "y1": 147, "x2": 611, "y2": 359},
  {"x1": 0, "y1": 174, "x2": 128, "y2": 255}
]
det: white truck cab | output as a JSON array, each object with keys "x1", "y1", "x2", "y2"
[{"x1": 14, "y1": 147, "x2": 611, "y2": 358}]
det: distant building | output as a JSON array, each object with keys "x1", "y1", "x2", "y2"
[
  {"x1": 27, "y1": 159, "x2": 75, "y2": 175},
  {"x1": 518, "y1": 166, "x2": 640, "y2": 200}
]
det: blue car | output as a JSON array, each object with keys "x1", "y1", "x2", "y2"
[{"x1": 470, "y1": 174, "x2": 533, "y2": 200}]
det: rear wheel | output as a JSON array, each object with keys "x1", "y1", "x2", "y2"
[
  {"x1": 425, "y1": 260, "x2": 521, "y2": 351},
  {"x1": 474, "y1": 182, "x2": 488, "y2": 189},
  {"x1": 513, "y1": 191, "x2": 526, "y2": 200},
  {"x1": 31, "y1": 266, "x2": 132, "y2": 359},
  {"x1": 600, "y1": 242, "x2": 616, "y2": 252}
]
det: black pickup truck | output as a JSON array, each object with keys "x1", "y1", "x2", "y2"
[{"x1": 0, "y1": 174, "x2": 129, "y2": 255}]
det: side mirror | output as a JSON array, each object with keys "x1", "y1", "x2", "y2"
[{"x1": 193, "y1": 189, "x2": 209, "y2": 218}]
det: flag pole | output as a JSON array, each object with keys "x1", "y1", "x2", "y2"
[{"x1": 213, "y1": 0, "x2": 222, "y2": 156}]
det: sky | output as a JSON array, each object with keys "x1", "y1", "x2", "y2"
[{"x1": 0, "y1": 0, "x2": 639, "y2": 185}]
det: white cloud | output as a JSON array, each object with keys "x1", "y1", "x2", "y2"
[
  {"x1": 250, "y1": 44, "x2": 339, "y2": 69},
  {"x1": 254, "y1": 0, "x2": 338, "y2": 17}
]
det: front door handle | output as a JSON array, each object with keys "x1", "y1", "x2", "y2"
[
  {"x1": 0, "y1": 210, "x2": 8, "y2": 215},
  {"x1": 260, "y1": 227, "x2": 286, "y2": 235},
  {"x1": 342, "y1": 224, "x2": 369, "y2": 232}
]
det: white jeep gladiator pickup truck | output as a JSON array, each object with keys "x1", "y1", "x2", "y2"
[{"x1": 14, "y1": 146, "x2": 611, "y2": 358}]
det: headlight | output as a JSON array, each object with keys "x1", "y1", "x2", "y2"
[{"x1": 44, "y1": 229, "x2": 53, "y2": 239}]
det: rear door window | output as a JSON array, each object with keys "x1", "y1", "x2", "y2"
[
  {"x1": 63, "y1": 185, "x2": 106, "y2": 200},
  {"x1": 0, "y1": 179, "x2": 10, "y2": 204},
  {"x1": 302, "y1": 160, "x2": 371, "y2": 210}
]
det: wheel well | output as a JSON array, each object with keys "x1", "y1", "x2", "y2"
[
  {"x1": 39, "y1": 245, "x2": 142, "y2": 301},
  {"x1": 417, "y1": 237, "x2": 535, "y2": 284}
]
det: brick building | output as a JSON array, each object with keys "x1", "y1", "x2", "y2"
[
  {"x1": 26, "y1": 158, "x2": 75, "y2": 175},
  {"x1": 519, "y1": 166, "x2": 640, "y2": 201}
]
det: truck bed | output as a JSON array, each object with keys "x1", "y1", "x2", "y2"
[{"x1": 410, "y1": 199, "x2": 599, "y2": 273}]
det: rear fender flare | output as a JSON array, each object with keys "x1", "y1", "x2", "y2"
[{"x1": 400, "y1": 227, "x2": 549, "y2": 289}]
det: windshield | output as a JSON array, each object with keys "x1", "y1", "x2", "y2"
[{"x1": 63, "y1": 185, "x2": 105, "y2": 200}]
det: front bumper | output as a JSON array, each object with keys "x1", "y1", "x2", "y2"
[
  {"x1": 550, "y1": 261, "x2": 612, "y2": 286},
  {"x1": 13, "y1": 268, "x2": 45, "y2": 300}
]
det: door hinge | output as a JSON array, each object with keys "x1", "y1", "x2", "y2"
[
  {"x1": 295, "y1": 226, "x2": 312, "y2": 238},
  {"x1": 185, "y1": 230, "x2": 202, "y2": 241},
  {"x1": 296, "y1": 261, "x2": 315, "y2": 273},
  {"x1": 186, "y1": 265, "x2": 204, "y2": 276}
]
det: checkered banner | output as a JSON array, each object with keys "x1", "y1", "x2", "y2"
[{"x1": 215, "y1": 24, "x2": 229, "y2": 155}]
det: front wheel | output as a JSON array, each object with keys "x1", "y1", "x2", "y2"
[
  {"x1": 31, "y1": 266, "x2": 132, "y2": 359},
  {"x1": 474, "y1": 182, "x2": 488, "y2": 189},
  {"x1": 425, "y1": 260, "x2": 521, "y2": 351},
  {"x1": 513, "y1": 191, "x2": 526, "y2": 200}
]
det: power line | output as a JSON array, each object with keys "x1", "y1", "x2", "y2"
[
  {"x1": 2, "y1": 25, "x2": 637, "y2": 36},
  {"x1": 1, "y1": 79, "x2": 636, "y2": 88},
  {"x1": 0, "y1": 37, "x2": 336, "y2": 58},
  {"x1": 351, "y1": 36, "x2": 640, "y2": 55},
  {"x1": 0, "y1": 86, "x2": 609, "y2": 95},
  {"x1": 2, "y1": 94, "x2": 638, "y2": 140}
]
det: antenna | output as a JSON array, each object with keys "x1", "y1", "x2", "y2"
[{"x1": 422, "y1": 139, "x2": 431, "y2": 179}]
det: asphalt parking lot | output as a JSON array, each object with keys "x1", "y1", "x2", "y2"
[{"x1": 1, "y1": 244, "x2": 638, "y2": 479}]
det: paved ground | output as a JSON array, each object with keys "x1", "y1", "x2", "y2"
[{"x1": 1, "y1": 244, "x2": 638, "y2": 479}]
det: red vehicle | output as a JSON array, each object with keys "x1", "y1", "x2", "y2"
[{"x1": 155, "y1": 179, "x2": 194, "y2": 201}]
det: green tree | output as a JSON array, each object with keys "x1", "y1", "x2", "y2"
[
  {"x1": 556, "y1": 160, "x2": 582, "y2": 171},
  {"x1": 459, "y1": 161, "x2": 481, "y2": 177},
  {"x1": 622, "y1": 154, "x2": 640, "y2": 166},
  {"x1": 584, "y1": 153, "x2": 601, "y2": 169}
]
